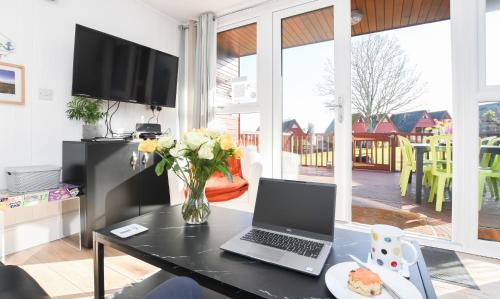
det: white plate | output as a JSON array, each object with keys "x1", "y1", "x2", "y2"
[{"x1": 325, "y1": 262, "x2": 423, "y2": 299}]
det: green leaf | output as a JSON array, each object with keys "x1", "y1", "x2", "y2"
[
  {"x1": 66, "y1": 96, "x2": 105, "y2": 125},
  {"x1": 215, "y1": 165, "x2": 233, "y2": 183},
  {"x1": 155, "y1": 159, "x2": 167, "y2": 176}
]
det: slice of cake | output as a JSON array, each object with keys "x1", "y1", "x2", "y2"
[{"x1": 347, "y1": 267, "x2": 383, "y2": 297}]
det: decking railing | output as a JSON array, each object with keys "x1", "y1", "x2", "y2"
[{"x1": 238, "y1": 132, "x2": 432, "y2": 172}]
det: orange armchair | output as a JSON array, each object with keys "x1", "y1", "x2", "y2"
[{"x1": 204, "y1": 156, "x2": 249, "y2": 202}]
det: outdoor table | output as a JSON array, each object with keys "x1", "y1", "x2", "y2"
[{"x1": 411, "y1": 143, "x2": 500, "y2": 204}]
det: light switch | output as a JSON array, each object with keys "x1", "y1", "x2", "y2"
[{"x1": 38, "y1": 88, "x2": 53, "y2": 101}]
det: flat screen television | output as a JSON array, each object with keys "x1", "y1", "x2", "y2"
[{"x1": 72, "y1": 24, "x2": 178, "y2": 107}]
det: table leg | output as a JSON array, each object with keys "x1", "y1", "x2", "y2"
[
  {"x1": 0, "y1": 211, "x2": 4, "y2": 264},
  {"x1": 94, "y1": 235, "x2": 105, "y2": 299},
  {"x1": 415, "y1": 148, "x2": 424, "y2": 204}
]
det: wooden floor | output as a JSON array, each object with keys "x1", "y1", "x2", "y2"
[
  {"x1": 5, "y1": 239, "x2": 158, "y2": 299},
  {"x1": 5, "y1": 238, "x2": 500, "y2": 298}
]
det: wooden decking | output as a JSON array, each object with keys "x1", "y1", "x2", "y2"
[{"x1": 299, "y1": 166, "x2": 500, "y2": 240}]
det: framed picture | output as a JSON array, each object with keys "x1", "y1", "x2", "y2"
[{"x1": 0, "y1": 62, "x2": 25, "y2": 105}]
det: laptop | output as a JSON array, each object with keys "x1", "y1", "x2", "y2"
[{"x1": 220, "y1": 178, "x2": 336, "y2": 276}]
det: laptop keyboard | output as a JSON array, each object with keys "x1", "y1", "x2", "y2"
[{"x1": 240, "y1": 229, "x2": 324, "y2": 259}]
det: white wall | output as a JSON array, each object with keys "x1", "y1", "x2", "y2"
[{"x1": 0, "y1": 0, "x2": 181, "y2": 189}]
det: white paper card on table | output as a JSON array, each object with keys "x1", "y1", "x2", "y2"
[{"x1": 111, "y1": 224, "x2": 148, "y2": 238}]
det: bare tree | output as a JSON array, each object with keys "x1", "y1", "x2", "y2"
[{"x1": 317, "y1": 34, "x2": 426, "y2": 132}]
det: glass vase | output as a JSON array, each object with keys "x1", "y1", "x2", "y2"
[{"x1": 182, "y1": 182, "x2": 211, "y2": 224}]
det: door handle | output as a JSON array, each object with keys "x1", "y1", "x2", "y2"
[
  {"x1": 330, "y1": 96, "x2": 344, "y2": 124},
  {"x1": 130, "y1": 152, "x2": 138, "y2": 170},
  {"x1": 142, "y1": 153, "x2": 149, "y2": 166}
]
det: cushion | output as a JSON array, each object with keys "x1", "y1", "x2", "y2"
[
  {"x1": 183, "y1": 157, "x2": 249, "y2": 203},
  {"x1": 0, "y1": 265, "x2": 49, "y2": 299},
  {"x1": 205, "y1": 175, "x2": 249, "y2": 202},
  {"x1": 205, "y1": 157, "x2": 248, "y2": 202},
  {"x1": 211, "y1": 156, "x2": 242, "y2": 178}
]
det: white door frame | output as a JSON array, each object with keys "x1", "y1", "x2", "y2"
[
  {"x1": 216, "y1": 0, "x2": 500, "y2": 259},
  {"x1": 270, "y1": 0, "x2": 352, "y2": 222},
  {"x1": 460, "y1": 0, "x2": 500, "y2": 259}
]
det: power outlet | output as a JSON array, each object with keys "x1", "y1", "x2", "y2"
[{"x1": 38, "y1": 88, "x2": 54, "y2": 101}]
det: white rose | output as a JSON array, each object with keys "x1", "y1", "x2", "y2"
[
  {"x1": 205, "y1": 128, "x2": 222, "y2": 139},
  {"x1": 170, "y1": 142, "x2": 187, "y2": 158},
  {"x1": 198, "y1": 143, "x2": 214, "y2": 160},
  {"x1": 158, "y1": 135, "x2": 174, "y2": 149},
  {"x1": 182, "y1": 131, "x2": 208, "y2": 150}
]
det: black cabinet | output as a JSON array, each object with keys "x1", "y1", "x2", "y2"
[{"x1": 62, "y1": 141, "x2": 170, "y2": 248}]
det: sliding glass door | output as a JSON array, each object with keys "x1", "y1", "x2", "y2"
[
  {"x1": 465, "y1": 0, "x2": 500, "y2": 258},
  {"x1": 349, "y1": 1, "x2": 454, "y2": 240},
  {"x1": 272, "y1": 0, "x2": 352, "y2": 221},
  {"x1": 214, "y1": 0, "x2": 500, "y2": 258}
]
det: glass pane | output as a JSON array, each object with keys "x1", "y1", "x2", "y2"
[
  {"x1": 486, "y1": 0, "x2": 500, "y2": 86},
  {"x1": 213, "y1": 113, "x2": 260, "y2": 150},
  {"x1": 280, "y1": 7, "x2": 335, "y2": 182},
  {"x1": 478, "y1": 102, "x2": 500, "y2": 241},
  {"x1": 349, "y1": 0, "x2": 453, "y2": 239},
  {"x1": 216, "y1": 23, "x2": 257, "y2": 105}
]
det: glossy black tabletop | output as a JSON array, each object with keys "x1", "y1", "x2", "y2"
[{"x1": 95, "y1": 205, "x2": 436, "y2": 299}]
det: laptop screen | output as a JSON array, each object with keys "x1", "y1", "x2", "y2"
[{"x1": 252, "y1": 178, "x2": 336, "y2": 241}]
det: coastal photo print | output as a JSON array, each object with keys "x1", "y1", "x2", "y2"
[{"x1": 0, "y1": 62, "x2": 25, "y2": 105}]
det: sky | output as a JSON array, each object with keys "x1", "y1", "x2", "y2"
[
  {"x1": 486, "y1": 8, "x2": 500, "y2": 85},
  {"x1": 0, "y1": 69, "x2": 15, "y2": 84},
  {"x1": 236, "y1": 8, "x2": 500, "y2": 133}
]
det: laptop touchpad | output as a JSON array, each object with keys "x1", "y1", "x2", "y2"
[{"x1": 246, "y1": 248, "x2": 284, "y2": 262}]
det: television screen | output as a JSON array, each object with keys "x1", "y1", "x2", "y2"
[{"x1": 71, "y1": 24, "x2": 178, "y2": 107}]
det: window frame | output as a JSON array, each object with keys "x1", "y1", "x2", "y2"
[{"x1": 215, "y1": 18, "x2": 260, "y2": 115}]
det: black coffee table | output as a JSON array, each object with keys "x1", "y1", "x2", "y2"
[{"x1": 94, "y1": 205, "x2": 437, "y2": 298}]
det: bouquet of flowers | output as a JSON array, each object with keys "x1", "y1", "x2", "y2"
[{"x1": 138, "y1": 128, "x2": 242, "y2": 224}]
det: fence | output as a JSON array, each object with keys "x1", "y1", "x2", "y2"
[{"x1": 239, "y1": 132, "x2": 432, "y2": 172}]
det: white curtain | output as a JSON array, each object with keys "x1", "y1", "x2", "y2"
[
  {"x1": 193, "y1": 12, "x2": 217, "y2": 128},
  {"x1": 176, "y1": 25, "x2": 187, "y2": 137}
]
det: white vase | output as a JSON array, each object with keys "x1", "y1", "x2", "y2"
[{"x1": 82, "y1": 124, "x2": 101, "y2": 139}]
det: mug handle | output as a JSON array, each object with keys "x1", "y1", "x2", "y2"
[{"x1": 400, "y1": 240, "x2": 419, "y2": 266}]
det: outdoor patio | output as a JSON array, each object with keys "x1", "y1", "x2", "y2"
[{"x1": 298, "y1": 166, "x2": 500, "y2": 241}]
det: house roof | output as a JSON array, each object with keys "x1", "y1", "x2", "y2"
[
  {"x1": 259, "y1": 119, "x2": 304, "y2": 133},
  {"x1": 390, "y1": 110, "x2": 427, "y2": 133},
  {"x1": 324, "y1": 119, "x2": 335, "y2": 135},
  {"x1": 282, "y1": 119, "x2": 303, "y2": 132},
  {"x1": 429, "y1": 111, "x2": 450, "y2": 120}
]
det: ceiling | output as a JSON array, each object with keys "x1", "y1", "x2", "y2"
[
  {"x1": 218, "y1": 0, "x2": 450, "y2": 58},
  {"x1": 142, "y1": 0, "x2": 268, "y2": 22}
]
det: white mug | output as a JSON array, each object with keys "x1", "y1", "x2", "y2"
[{"x1": 370, "y1": 225, "x2": 418, "y2": 272}]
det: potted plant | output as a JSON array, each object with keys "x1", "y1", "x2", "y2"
[
  {"x1": 138, "y1": 129, "x2": 243, "y2": 224},
  {"x1": 66, "y1": 96, "x2": 106, "y2": 139}
]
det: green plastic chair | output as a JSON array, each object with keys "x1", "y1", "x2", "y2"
[
  {"x1": 398, "y1": 136, "x2": 432, "y2": 196},
  {"x1": 479, "y1": 137, "x2": 500, "y2": 209},
  {"x1": 480, "y1": 137, "x2": 499, "y2": 198},
  {"x1": 480, "y1": 137, "x2": 499, "y2": 168},
  {"x1": 398, "y1": 136, "x2": 415, "y2": 196},
  {"x1": 428, "y1": 134, "x2": 452, "y2": 212},
  {"x1": 422, "y1": 135, "x2": 447, "y2": 186}
]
